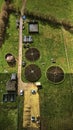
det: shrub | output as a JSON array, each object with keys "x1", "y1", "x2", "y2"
[
  {"x1": 62, "y1": 20, "x2": 73, "y2": 29},
  {"x1": 8, "y1": 4, "x2": 15, "y2": 13},
  {"x1": 0, "y1": 10, "x2": 8, "y2": 22},
  {"x1": 2, "y1": 2, "x2": 9, "y2": 12}
]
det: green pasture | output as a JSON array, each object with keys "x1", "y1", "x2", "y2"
[
  {"x1": 0, "y1": 0, "x2": 4, "y2": 11},
  {"x1": 0, "y1": 73, "x2": 18, "y2": 130},
  {"x1": 22, "y1": 18, "x2": 73, "y2": 130},
  {"x1": 0, "y1": 14, "x2": 18, "y2": 130},
  {"x1": 13, "y1": 0, "x2": 23, "y2": 11},
  {"x1": 26, "y1": 0, "x2": 73, "y2": 23},
  {"x1": 0, "y1": 14, "x2": 19, "y2": 73},
  {"x1": 0, "y1": 107, "x2": 17, "y2": 130}
]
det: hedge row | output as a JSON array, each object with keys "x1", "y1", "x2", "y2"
[
  {"x1": 25, "y1": 9, "x2": 73, "y2": 32},
  {"x1": 0, "y1": 1, "x2": 14, "y2": 47}
]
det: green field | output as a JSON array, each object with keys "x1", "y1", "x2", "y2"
[
  {"x1": 13, "y1": 0, "x2": 23, "y2": 11},
  {"x1": 26, "y1": 0, "x2": 73, "y2": 22},
  {"x1": 0, "y1": 73, "x2": 18, "y2": 130},
  {"x1": 22, "y1": 18, "x2": 73, "y2": 129},
  {"x1": 0, "y1": 0, "x2": 4, "y2": 11},
  {"x1": 17, "y1": 4, "x2": 73, "y2": 129},
  {"x1": 0, "y1": 14, "x2": 19, "y2": 73},
  {"x1": 0, "y1": 13, "x2": 19, "y2": 130}
]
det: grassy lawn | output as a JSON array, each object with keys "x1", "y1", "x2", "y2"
[
  {"x1": 14, "y1": 0, "x2": 23, "y2": 11},
  {"x1": 26, "y1": 0, "x2": 73, "y2": 23},
  {"x1": 17, "y1": 96, "x2": 24, "y2": 130},
  {"x1": 0, "y1": 107, "x2": 17, "y2": 130},
  {"x1": 22, "y1": 18, "x2": 73, "y2": 130},
  {"x1": 0, "y1": 14, "x2": 19, "y2": 73},
  {"x1": 0, "y1": 14, "x2": 19, "y2": 130},
  {"x1": 0, "y1": 0, "x2": 4, "y2": 12},
  {"x1": 0, "y1": 73, "x2": 18, "y2": 130}
]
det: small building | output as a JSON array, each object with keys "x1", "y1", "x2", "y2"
[
  {"x1": 6, "y1": 80, "x2": 17, "y2": 93},
  {"x1": 5, "y1": 53, "x2": 15, "y2": 63},
  {"x1": 3, "y1": 93, "x2": 16, "y2": 102},
  {"x1": 23, "y1": 36, "x2": 33, "y2": 43},
  {"x1": 5, "y1": 53, "x2": 16, "y2": 66},
  {"x1": 28, "y1": 21, "x2": 39, "y2": 33},
  {"x1": 11, "y1": 73, "x2": 17, "y2": 81},
  {"x1": 35, "y1": 82, "x2": 42, "y2": 89}
]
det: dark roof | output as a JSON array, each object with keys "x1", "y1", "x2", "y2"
[
  {"x1": 3, "y1": 93, "x2": 16, "y2": 102},
  {"x1": 6, "y1": 80, "x2": 16, "y2": 91}
]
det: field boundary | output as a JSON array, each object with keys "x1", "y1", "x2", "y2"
[{"x1": 61, "y1": 27, "x2": 73, "y2": 93}]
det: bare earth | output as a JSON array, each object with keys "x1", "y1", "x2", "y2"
[{"x1": 23, "y1": 84, "x2": 40, "y2": 129}]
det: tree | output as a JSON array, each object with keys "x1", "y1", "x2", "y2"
[
  {"x1": 2, "y1": 2, "x2": 9, "y2": 13},
  {"x1": 0, "y1": 10, "x2": 8, "y2": 22},
  {"x1": 0, "y1": 18, "x2": 5, "y2": 31}
]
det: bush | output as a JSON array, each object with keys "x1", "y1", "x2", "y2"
[
  {"x1": 0, "y1": 11, "x2": 8, "y2": 22},
  {"x1": 0, "y1": 19, "x2": 5, "y2": 30},
  {"x1": 2, "y1": 2, "x2": 9, "y2": 13},
  {"x1": 25, "y1": 10, "x2": 61, "y2": 27},
  {"x1": 8, "y1": 4, "x2": 15, "y2": 13},
  {"x1": 62, "y1": 20, "x2": 73, "y2": 29}
]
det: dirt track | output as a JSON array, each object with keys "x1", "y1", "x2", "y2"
[
  {"x1": 23, "y1": 84, "x2": 40, "y2": 129},
  {"x1": 17, "y1": 1, "x2": 40, "y2": 129}
]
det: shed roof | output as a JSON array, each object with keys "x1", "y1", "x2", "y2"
[
  {"x1": 11, "y1": 73, "x2": 17, "y2": 81},
  {"x1": 3, "y1": 93, "x2": 16, "y2": 102},
  {"x1": 6, "y1": 80, "x2": 16, "y2": 91},
  {"x1": 28, "y1": 21, "x2": 39, "y2": 33}
]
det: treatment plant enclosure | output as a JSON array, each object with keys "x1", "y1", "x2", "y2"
[{"x1": 0, "y1": 0, "x2": 73, "y2": 130}]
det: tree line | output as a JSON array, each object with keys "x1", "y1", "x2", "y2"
[{"x1": 0, "y1": 0, "x2": 14, "y2": 47}]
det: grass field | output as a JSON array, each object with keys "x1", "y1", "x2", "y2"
[
  {"x1": 22, "y1": 0, "x2": 73, "y2": 130},
  {"x1": 0, "y1": 14, "x2": 19, "y2": 130},
  {"x1": 0, "y1": 0, "x2": 4, "y2": 12},
  {"x1": 0, "y1": 73, "x2": 18, "y2": 130},
  {"x1": 0, "y1": 1, "x2": 73, "y2": 130},
  {"x1": 13, "y1": 0, "x2": 23, "y2": 11},
  {"x1": 0, "y1": 107, "x2": 17, "y2": 130},
  {"x1": 26, "y1": 0, "x2": 73, "y2": 23},
  {"x1": 0, "y1": 14, "x2": 19, "y2": 73},
  {"x1": 22, "y1": 17, "x2": 73, "y2": 130}
]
